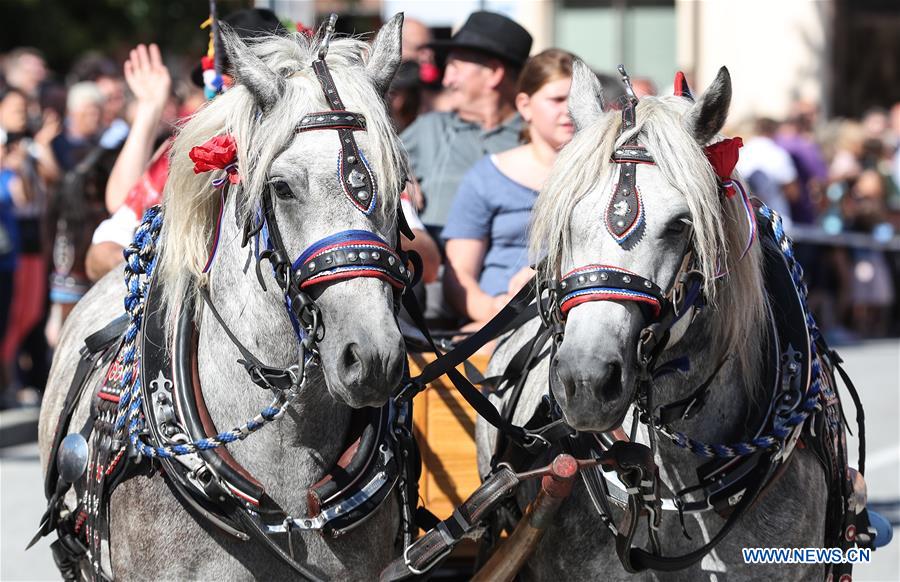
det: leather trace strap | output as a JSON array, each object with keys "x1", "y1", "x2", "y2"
[
  {"x1": 199, "y1": 286, "x2": 302, "y2": 392},
  {"x1": 557, "y1": 264, "x2": 665, "y2": 319},
  {"x1": 620, "y1": 454, "x2": 775, "y2": 573},
  {"x1": 396, "y1": 280, "x2": 543, "y2": 449},
  {"x1": 383, "y1": 455, "x2": 585, "y2": 580}
]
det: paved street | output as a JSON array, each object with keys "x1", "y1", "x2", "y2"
[{"x1": 1, "y1": 340, "x2": 898, "y2": 581}]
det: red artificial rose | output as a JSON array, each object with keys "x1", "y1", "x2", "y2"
[
  {"x1": 189, "y1": 134, "x2": 237, "y2": 175},
  {"x1": 704, "y1": 137, "x2": 743, "y2": 180}
]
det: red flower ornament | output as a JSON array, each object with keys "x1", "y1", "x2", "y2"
[
  {"x1": 189, "y1": 134, "x2": 239, "y2": 187},
  {"x1": 296, "y1": 21, "x2": 315, "y2": 38},
  {"x1": 704, "y1": 137, "x2": 743, "y2": 197}
]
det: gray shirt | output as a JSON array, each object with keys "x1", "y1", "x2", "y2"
[{"x1": 401, "y1": 111, "x2": 523, "y2": 228}]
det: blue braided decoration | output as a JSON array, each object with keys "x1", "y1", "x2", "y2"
[
  {"x1": 658, "y1": 203, "x2": 824, "y2": 459},
  {"x1": 111, "y1": 206, "x2": 299, "y2": 460}
]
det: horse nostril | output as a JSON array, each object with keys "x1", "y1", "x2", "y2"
[
  {"x1": 340, "y1": 342, "x2": 363, "y2": 382},
  {"x1": 554, "y1": 357, "x2": 578, "y2": 400},
  {"x1": 598, "y1": 362, "x2": 623, "y2": 401}
]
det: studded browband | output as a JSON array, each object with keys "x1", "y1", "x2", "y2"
[{"x1": 297, "y1": 111, "x2": 366, "y2": 132}]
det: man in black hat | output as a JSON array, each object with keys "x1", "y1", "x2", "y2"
[{"x1": 400, "y1": 11, "x2": 532, "y2": 234}]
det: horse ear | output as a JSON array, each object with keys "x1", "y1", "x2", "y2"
[
  {"x1": 221, "y1": 26, "x2": 285, "y2": 113},
  {"x1": 366, "y1": 12, "x2": 404, "y2": 96},
  {"x1": 685, "y1": 66, "x2": 731, "y2": 145},
  {"x1": 568, "y1": 58, "x2": 606, "y2": 132}
]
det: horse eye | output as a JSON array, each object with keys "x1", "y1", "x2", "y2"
[
  {"x1": 665, "y1": 217, "x2": 691, "y2": 236},
  {"x1": 271, "y1": 181, "x2": 294, "y2": 200}
]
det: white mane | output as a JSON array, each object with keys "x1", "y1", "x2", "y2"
[
  {"x1": 531, "y1": 95, "x2": 766, "y2": 364},
  {"x1": 158, "y1": 31, "x2": 406, "y2": 314}
]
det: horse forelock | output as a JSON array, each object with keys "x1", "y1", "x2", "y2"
[
  {"x1": 531, "y1": 95, "x2": 766, "y2": 374},
  {"x1": 157, "y1": 32, "x2": 406, "y2": 324}
]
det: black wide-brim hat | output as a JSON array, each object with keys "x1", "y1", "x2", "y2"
[
  {"x1": 428, "y1": 11, "x2": 532, "y2": 68},
  {"x1": 191, "y1": 8, "x2": 288, "y2": 87}
]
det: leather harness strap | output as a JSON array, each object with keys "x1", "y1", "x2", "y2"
[
  {"x1": 557, "y1": 264, "x2": 665, "y2": 319},
  {"x1": 292, "y1": 230, "x2": 408, "y2": 291},
  {"x1": 311, "y1": 58, "x2": 377, "y2": 214}
]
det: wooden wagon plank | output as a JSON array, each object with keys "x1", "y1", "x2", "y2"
[{"x1": 408, "y1": 352, "x2": 490, "y2": 519}]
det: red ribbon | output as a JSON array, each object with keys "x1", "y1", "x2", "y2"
[
  {"x1": 704, "y1": 137, "x2": 743, "y2": 197},
  {"x1": 189, "y1": 134, "x2": 240, "y2": 185}
]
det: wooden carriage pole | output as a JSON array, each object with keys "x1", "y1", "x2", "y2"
[{"x1": 472, "y1": 455, "x2": 578, "y2": 582}]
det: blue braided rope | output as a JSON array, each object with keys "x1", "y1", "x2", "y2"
[
  {"x1": 112, "y1": 206, "x2": 297, "y2": 460},
  {"x1": 660, "y1": 203, "x2": 823, "y2": 459}
]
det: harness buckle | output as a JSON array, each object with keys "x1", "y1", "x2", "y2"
[
  {"x1": 637, "y1": 325, "x2": 669, "y2": 370},
  {"x1": 520, "y1": 431, "x2": 551, "y2": 453},
  {"x1": 681, "y1": 390, "x2": 709, "y2": 421},
  {"x1": 402, "y1": 537, "x2": 452, "y2": 576},
  {"x1": 394, "y1": 379, "x2": 423, "y2": 402},
  {"x1": 285, "y1": 364, "x2": 303, "y2": 389}
]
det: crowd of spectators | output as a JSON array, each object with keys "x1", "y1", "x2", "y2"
[
  {"x1": 0, "y1": 36, "x2": 200, "y2": 408},
  {"x1": 733, "y1": 104, "x2": 900, "y2": 341},
  {"x1": 1, "y1": 8, "x2": 897, "y2": 408}
]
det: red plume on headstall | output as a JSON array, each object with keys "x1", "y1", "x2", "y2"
[
  {"x1": 674, "y1": 71, "x2": 694, "y2": 100},
  {"x1": 704, "y1": 137, "x2": 743, "y2": 197}
]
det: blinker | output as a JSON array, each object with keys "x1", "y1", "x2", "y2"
[{"x1": 57, "y1": 433, "x2": 89, "y2": 484}]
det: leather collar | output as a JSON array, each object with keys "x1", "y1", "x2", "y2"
[{"x1": 140, "y1": 271, "x2": 402, "y2": 538}]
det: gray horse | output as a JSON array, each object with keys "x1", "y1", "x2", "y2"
[
  {"x1": 477, "y1": 62, "x2": 830, "y2": 581},
  {"x1": 39, "y1": 16, "x2": 411, "y2": 580}
]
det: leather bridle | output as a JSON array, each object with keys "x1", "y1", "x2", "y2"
[
  {"x1": 539, "y1": 68, "x2": 706, "y2": 373},
  {"x1": 201, "y1": 24, "x2": 417, "y2": 393}
]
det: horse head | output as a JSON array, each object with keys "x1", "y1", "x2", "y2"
[
  {"x1": 533, "y1": 61, "x2": 764, "y2": 432},
  {"x1": 160, "y1": 15, "x2": 408, "y2": 409}
]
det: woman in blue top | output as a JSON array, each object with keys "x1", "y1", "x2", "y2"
[{"x1": 442, "y1": 49, "x2": 574, "y2": 327}]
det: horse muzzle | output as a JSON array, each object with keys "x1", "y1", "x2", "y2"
[
  {"x1": 553, "y1": 347, "x2": 635, "y2": 433},
  {"x1": 322, "y1": 326, "x2": 405, "y2": 408}
]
